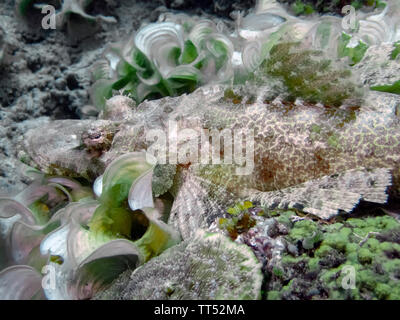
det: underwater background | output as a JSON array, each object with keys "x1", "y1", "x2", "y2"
[{"x1": 0, "y1": 0, "x2": 400, "y2": 300}]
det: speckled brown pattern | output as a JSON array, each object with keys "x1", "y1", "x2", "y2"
[{"x1": 20, "y1": 86, "x2": 400, "y2": 230}]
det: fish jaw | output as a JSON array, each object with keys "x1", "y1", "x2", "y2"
[{"x1": 18, "y1": 120, "x2": 120, "y2": 181}]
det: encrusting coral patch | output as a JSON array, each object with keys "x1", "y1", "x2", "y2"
[{"x1": 263, "y1": 209, "x2": 400, "y2": 300}]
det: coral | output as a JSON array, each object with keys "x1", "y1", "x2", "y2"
[
  {"x1": 246, "y1": 0, "x2": 400, "y2": 72},
  {"x1": 0, "y1": 174, "x2": 73, "y2": 271},
  {"x1": 85, "y1": 153, "x2": 181, "y2": 261},
  {"x1": 88, "y1": 0, "x2": 400, "y2": 109},
  {"x1": 0, "y1": 266, "x2": 45, "y2": 300},
  {"x1": 91, "y1": 19, "x2": 234, "y2": 108},
  {"x1": 0, "y1": 153, "x2": 180, "y2": 299},
  {"x1": 94, "y1": 230, "x2": 263, "y2": 300},
  {"x1": 4, "y1": 0, "x2": 400, "y2": 300},
  {"x1": 288, "y1": 219, "x2": 323, "y2": 250},
  {"x1": 263, "y1": 210, "x2": 400, "y2": 300}
]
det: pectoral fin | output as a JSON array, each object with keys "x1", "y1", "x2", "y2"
[
  {"x1": 168, "y1": 169, "x2": 235, "y2": 240},
  {"x1": 246, "y1": 168, "x2": 392, "y2": 219}
]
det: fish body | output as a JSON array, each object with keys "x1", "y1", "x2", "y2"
[{"x1": 19, "y1": 86, "x2": 400, "y2": 231}]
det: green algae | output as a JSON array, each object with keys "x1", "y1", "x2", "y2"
[
  {"x1": 337, "y1": 33, "x2": 369, "y2": 66},
  {"x1": 282, "y1": 0, "x2": 385, "y2": 15},
  {"x1": 390, "y1": 42, "x2": 400, "y2": 60},
  {"x1": 371, "y1": 80, "x2": 400, "y2": 95},
  {"x1": 264, "y1": 211, "x2": 400, "y2": 300},
  {"x1": 28, "y1": 197, "x2": 51, "y2": 226},
  {"x1": 272, "y1": 210, "x2": 296, "y2": 226},
  {"x1": 262, "y1": 42, "x2": 358, "y2": 106},
  {"x1": 219, "y1": 201, "x2": 257, "y2": 240},
  {"x1": 224, "y1": 89, "x2": 243, "y2": 104},
  {"x1": 351, "y1": 0, "x2": 386, "y2": 9},
  {"x1": 291, "y1": 0, "x2": 315, "y2": 15}
]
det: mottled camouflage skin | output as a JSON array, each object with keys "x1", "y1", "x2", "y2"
[
  {"x1": 21, "y1": 87, "x2": 400, "y2": 187},
  {"x1": 19, "y1": 86, "x2": 400, "y2": 233}
]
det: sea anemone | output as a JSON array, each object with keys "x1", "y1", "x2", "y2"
[
  {"x1": 0, "y1": 152, "x2": 180, "y2": 299},
  {"x1": 91, "y1": 18, "x2": 235, "y2": 109}
]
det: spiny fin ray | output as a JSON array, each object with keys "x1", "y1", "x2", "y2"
[{"x1": 246, "y1": 168, "x2": 392, "y2": 220}]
